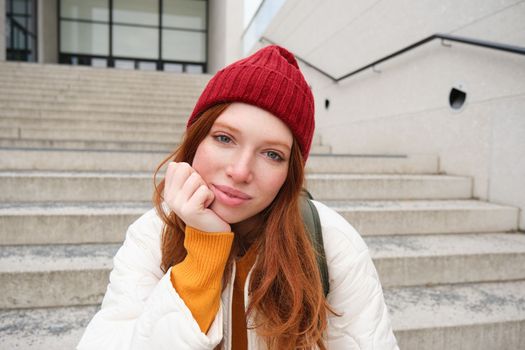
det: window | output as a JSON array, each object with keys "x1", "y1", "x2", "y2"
[
  {"x1": 58, "y1": 0, "x2": 208, "y2": 72},
  {"x1": 6, "y1": 0, "x2": 38, "y2": 61}
]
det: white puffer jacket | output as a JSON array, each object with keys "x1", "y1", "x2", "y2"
[{"x1": 77, "y1": 200, "x2": 399, "y2": 349}]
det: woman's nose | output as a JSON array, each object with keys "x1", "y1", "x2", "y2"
[{"x1": 226, "y1": 152, "x2": 254, "y2": 183}]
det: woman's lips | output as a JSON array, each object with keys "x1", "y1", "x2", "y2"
[{"x1": 211, "y1": 184, "x2": 252, "y2": 206}]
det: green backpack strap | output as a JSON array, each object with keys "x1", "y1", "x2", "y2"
[{"x1": 300, "y1": 190, "x2": 330, "y2": 297}]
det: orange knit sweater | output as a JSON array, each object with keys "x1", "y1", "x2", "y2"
[{"x1": 170, "y1": 226, "x2": 257, "y2": 349}]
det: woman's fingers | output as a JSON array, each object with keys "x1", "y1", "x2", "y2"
[
  {"x1": 163, "y1": 162, "x2": 229, "y2": 232},
  {"x1": 185, "y1": 184, "x2": 211, "y2": 211},
  {"x1": 164, "y1": 162, "x2": 191, "y2": 201},
  {"x1": 203, "y1": 188, "x2": 215, "y2": 208},
  {"x1": 177, "y1": 171, "x2": 206, "y2": 205},
  {"x1": 169, "y1": 163, "x2": 193, "y2": 194},
  {"x1": 164, "y1": 162, "x2": 177, "y2": 196},
  {"x1": 185, "y1": 185, "x2": 229, "y2": 232},
  {"x1": 164, "y1": 162, "x2": 209, "y2": 212}
]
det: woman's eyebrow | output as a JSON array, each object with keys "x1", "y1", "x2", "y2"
[
  {"x1": 212, "y1": 121, "x2": 240, "y2": 133},
  {"x1": 213, "y1": 122, "x2": 291, "y2": 151},
  {"x1": 265, "y1": 140, "x2": 291, "y2": 152}
]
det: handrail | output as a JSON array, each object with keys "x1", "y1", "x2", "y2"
[{"x1": 260, "y1": 33, "x2": 525, "y2": 83}]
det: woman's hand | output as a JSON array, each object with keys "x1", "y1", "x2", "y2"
[{"x1": 163, "y1": 162, "x2": 231, "y2": 233}]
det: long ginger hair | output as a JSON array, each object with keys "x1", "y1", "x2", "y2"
[{"x1": 153, "y1": 103, "x2": 330, "y2": 349}]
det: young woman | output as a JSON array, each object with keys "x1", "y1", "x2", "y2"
[{"x1": 78, "y1": 45, "x2": 399, "y2": 350}]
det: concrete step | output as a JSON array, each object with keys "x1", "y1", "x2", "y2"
[
  {"x1": 0, "y1": 149, "x2": 170, "y2": 172},
  {"x1": 0, "y1": 95, "x2": 198, "y2": 110},
  {"x1": 0, "y1": 172, "x2": 472, "y2": 202},
  {"x1": 2, "y1": 233, "x2": 524, "y2": 309},
  {"x1": 0, "y1": 149, "x2": 428, "y2": 173},
  {"x1": 0, "y1": 62, "x2": 212, "y2": 84},
  {"x1": 0, "y1": 86, "x2": 201, "y2": 99},
  {"x1": 0, "y1": 127, "x2": 185, "y2": 143},
  {"x1": 0, "y1": 243, "x2": 119, "y2": 309},
  {"x1": 0, "y1": 66, "x2": 211, "y2": 87},
  {"x1": 0, "y1": 116, "x2": 187, "y2": 133},
  {"x1": 0, "y1": 94, "x2": 199, "y2": 111},
  {"x1": 0, "y1": 85, "x2": 204, "y2": 103},
  {"x1": 0, "y1": 84, "x2": 204, "y2": 100},
  {"x1": 365, "y1": 232, "x2": 525, "y2": 287},
  {"x1": 307, "y1": 174, "x2": 472, "y2": 200},
  {"x1": 0, "y1": 202, "x2": 148, "y2": 245},
  {"x1": 0, "y1": 71, "x2": 209, "y2": 85},
  {"x1": 0, "y1": 138, "x2": 178, "y2": 151},
  {"x1": 306, "y1": 154, "x2": 438, "y2": 174},
  {"x1": 0, "y1": 99, "x2": 191, "y2": 115},
  {"x1": 0, "y1": 77, "x2": 207, "y2": 94},
  {"x1": 0, "y1": 127, "x2": 17, "y2": 138},
  {"x1": 0, "y1": 75, "x2": 204, "y2": 88},
  {"x1": 328, "y1": 199, "x2": 519, "y2": 235},
  {"x1": 0, "y1": 67, "x2": 210, "y2": 85},
  {"x1": 0, "y1": 88, "x2": 198, "y2": 102},
  {"x1": 1, "y1": 200, "x2": 517, "y2": 246},
  {"x1": 388, "y1": 280, "x2": 525, "y2": 350},
  {"x1": 2, "y1": 280, "x2": 524, "y2": 349},
  {"x1": 0, "y1": 91, "x2": 198, "y2": 109},
  {"x1": 0, "y1": 107, "x2": 189, "y2": 123},
  {"x1": 0, "y1": 70, "x2": 211, "y2": 86},
  {"x1": 0, "y1": 62, "x2": 204, "y2": 74},
  {"x1": 0, "y1": 171, "x2": 153, "y2": 202},
  {"x1": 0, "y1": 305, "x2": 99, "y2": 350}
]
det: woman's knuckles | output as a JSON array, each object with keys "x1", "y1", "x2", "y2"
[
  {"x1": 164, "y1": 163, "x2": 227, "y2": 231},
  {"x1": 185, "y1": 172, "x2": 202, "y2": 189}
]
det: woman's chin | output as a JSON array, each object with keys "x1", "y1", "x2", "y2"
[{"x1": 210, "y1": 203, "x2": 249, "y2": 225}]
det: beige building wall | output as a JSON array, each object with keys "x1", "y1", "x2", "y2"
[
  {"x1": 208, "y1": 0, "x2": 243, "y2": 73},
  {"x1": 304, "y1": 45, "x2": 525, "y2": 229},
  {"x1": 259, "y1": 0, "x2": 525, "y2": 229},
  {"x1": 38, "y1": 0, "x2": 57, "y2": 63},
  {"x1": 0, "y1": 0, "x2": 5, "y2": 61}
]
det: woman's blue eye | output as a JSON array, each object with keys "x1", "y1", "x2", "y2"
[
  {"x1": 215, "y1": 135, "x2": 232, "y2": 143},
  {"x1": 266, "y1": 151, "x2": 283, "y2": 161}
]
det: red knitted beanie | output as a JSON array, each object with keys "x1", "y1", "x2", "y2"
[{"x1": 188, "y1": 45, "x2": 315, "y2": 161}]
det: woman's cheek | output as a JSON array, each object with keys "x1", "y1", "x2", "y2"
[
  {"x1": 192, "y1": 142, "x2": 215, "y2": 180},
  {"x1": 264, "y1": 168, "x2": 288, "y2": 198}
]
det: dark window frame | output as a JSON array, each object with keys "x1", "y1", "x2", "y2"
[
  {"x1": 6, "y1": 0, "x2": 38, "y2": 62},
  {"x1": 57, "y1": 0, "x2": 208, "y2": 72}
]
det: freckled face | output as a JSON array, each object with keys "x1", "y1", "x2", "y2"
[{"x1": 192, "y1": 102, "x2": 293, "y2": 224}]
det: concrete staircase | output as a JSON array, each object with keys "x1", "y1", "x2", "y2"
[{"x1": 0, "y1": 61, "x2": 524, "y2": 349}]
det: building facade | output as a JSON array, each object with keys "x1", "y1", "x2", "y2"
[{"x1": 1, "y1": 0, "x2": 240, "y2": 73}]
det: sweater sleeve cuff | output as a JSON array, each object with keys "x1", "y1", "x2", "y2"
[{"x1": 172, "y1": 226, "x2": 234, "y2": 289}]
